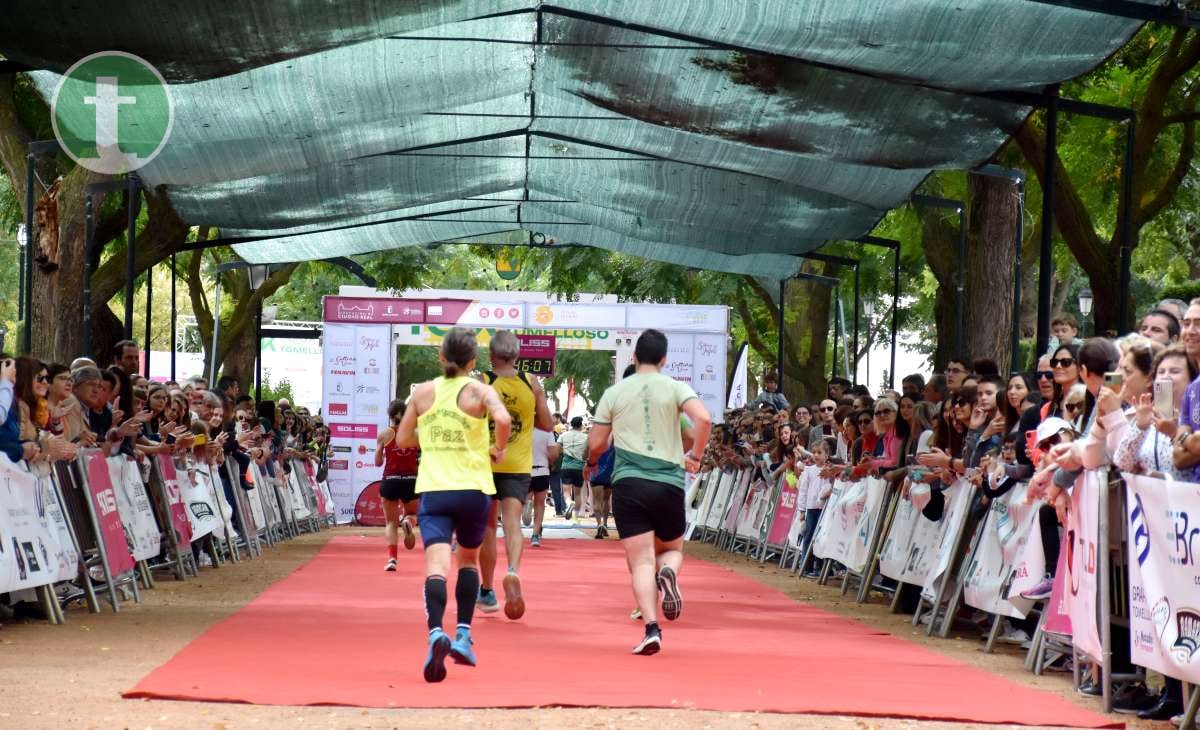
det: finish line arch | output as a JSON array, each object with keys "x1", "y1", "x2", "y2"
[{"x1": 319, "y1": 289, "x2": 729, "y2": 523}]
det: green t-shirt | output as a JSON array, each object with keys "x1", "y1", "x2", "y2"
[
  {"x1": 559, "y1": 429, "x2": 588, "y2": 469},
  {"x1": 593, "y1": 372, "x2": 700, "y2": 489}
]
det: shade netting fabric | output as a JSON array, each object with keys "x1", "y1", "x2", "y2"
[{"x1": 6, "y1": 1, "x2": 1148, "y2": 276}]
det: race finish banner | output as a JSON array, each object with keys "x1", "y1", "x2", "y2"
[
  {"x1": 515, "y1": 333, "x2": 556, "y2": 377},
  {"x1": 1125, "y1": 473, "x2": 1200, "y2": 683}
]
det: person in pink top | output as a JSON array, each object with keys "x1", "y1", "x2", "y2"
[{"x1": 865, "y1": 398, "x2": 904, "y2": 475}]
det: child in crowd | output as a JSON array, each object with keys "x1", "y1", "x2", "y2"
[
  {"x1": 1044, "y1": 312, "x2": 1084, "y2": 356},
  {"x1": 795, "y1": 439, "x2": 834, "y2": 577}
]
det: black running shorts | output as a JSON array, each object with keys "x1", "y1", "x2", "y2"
[
  {"x1": 611, "y1": 477, "x2": 686, "y2": 542},
  {"x1": 529, "y1": 474, "x2": 550, "y2": 493},
  {"x1": 561, "y1": 468, "x2": 584, "y2": 487},
  {"x1": 493, "y1": 472, "x2": 531, "y2": 501},
  {"x1": 379, "y1": 476, "x2": 417, "y2": 503}
]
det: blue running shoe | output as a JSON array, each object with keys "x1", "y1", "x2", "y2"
[
  {"x1": 450, "y1": 627, "x2": 477, "y2": 666},
  {"x1": 477, "y1": 587, "x2": 499, "y2": 613},
  {"x1": 423, "y1": 629, "x2": 451, "y2": 683}
]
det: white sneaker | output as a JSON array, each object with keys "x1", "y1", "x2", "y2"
[
  {"x1": 198, "y1": 553, "x2": 214, "y2": 568},
  {"x1": 522, "y1": 499, "x2": 534, "y2": 527},
  {"x1": 631, "y1": 632, "x2": 661, "y2": 655},
  {"x1": 998, "y1": 623, "x2": 1031, "y2": 645}
]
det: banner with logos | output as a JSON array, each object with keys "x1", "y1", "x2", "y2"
[
  {"x1": 174, "y1": 458, "x2": 220, "y2": 543},
  {"x1": 322, "y1": 323, "x2": 391, "y2": 523},
  {"x1": 766, "y1": 472, "x2": 801, "y2": 546},
  {"x1": 920, "y1": 479, "x2": 975, "y2": 600},
  {"x1": 962, "y1": 480, "x2": 1040, "y2": 619},
  {"x1": 882, "y1": 481, "x2": 972, "y2": 589},
  {"x1": 1065, "y1": 470, "x2": 1103, "y2": 662},
  {"x1": 1125, "y1": 473, "x2": 1200, "y2": 683},
  {"x1": 812, "y1": 478, "x2": 888, "y2": 574},
  {"x1": 735, "y1": 472, "x2": 774, "y2": 540},
  {"x1": 106, "y1": 456, "x2": 162, "y2": 562},
  {"x1": 727, "y1": 343, "x2": 749, "y2": 409},
  {"x1": 83, "y1": 452, "x2": 137, "y2": 577},
  {"x1": 0, "y1": 456, "x2": 81, "y2": 592},
  {"x1": 154, "y1": 455, "x2": 194, "y2": 548}
]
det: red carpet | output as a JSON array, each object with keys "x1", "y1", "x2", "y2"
[{"x1": 125, "y1": 535, "x2": 1118, "y2": 727}]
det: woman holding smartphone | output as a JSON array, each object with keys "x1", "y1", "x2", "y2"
[{"x1": 1113, "y1": 345, "x2": 1194, "y2": 479}]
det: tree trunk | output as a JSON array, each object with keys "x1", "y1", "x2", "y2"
[
  {"x1": 964, "y1": 173, "x2": 1020, "y2": 370},
  {"x1": 917, "y1": 202, "x2": 958, "y2": 370},
  {"x1": 782, "y1": 267, "x2": 834, "y2": 407}
]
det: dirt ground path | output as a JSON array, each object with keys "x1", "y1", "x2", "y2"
[{"x1": 0, "y1": 528, "x2": 1143, "y2": 730}]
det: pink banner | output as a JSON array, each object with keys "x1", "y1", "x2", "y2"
[
  {"x1": 302, "y1": 461, "x2": 328, "y2": 515},
  {"x1": 767, "y1": 474, "x2": 800, "y2": 545},
  {"x1": 322, "y1": 297, "x2": 425, "y2": 324},
  {"x1": 85, "y1": 453, "x2": 136, "y2": 576},
  {"x1": 1044, "y1": 535, "x2": 1073, "y2": 635},
  {"x1": 156, "y1": 455, "x2": 194, "y2": 546},
  {"x1": 330, "y1": 423, "x2": 377, "y2": 439},
  {"x1": 1065, "y1": 471, "x2": 1102, "y2": 660}
]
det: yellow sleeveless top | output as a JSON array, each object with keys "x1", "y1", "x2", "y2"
[
  {"x1": 487, "y1": 371, "x2": 534, "y2": 474},
  {"x1": 415, "y1": 377, "x2": 496, "y2": 495}
]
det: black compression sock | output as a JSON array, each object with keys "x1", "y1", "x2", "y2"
[
  {"x1": 424, "y1": 575, "x2": 447, "y2": 632},
  {"x1": 456, "y1": 567, "x2": 480, "y2": 627},
  {"x1": 645, "y1": 620, "x2": 660, "y2": 637}
]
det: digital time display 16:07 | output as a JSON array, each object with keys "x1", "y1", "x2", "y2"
[{"x1": 515, "y1": 357, "x2": 555, "y2": 376}]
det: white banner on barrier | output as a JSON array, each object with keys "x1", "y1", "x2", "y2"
[
  {"x1": 107, "y1": 457, "x2": 161, "y2": 562},
  {"x1": 179, "y1": 461, "x2": 220, "y2": 542},
  {"x1": 701, "y1": 470, "x2": 735, "y2": 531},
  {"x1": 963, "y1": 481, "x2": 1040, "y2": 619},
  {"x1": 1125, "y1": 473, "x2": 1200, "y2": 684},
  {"x1": 286, "y1": 469, "x2": 312, "y2": 520},
  {"x1": 735, "y1": 474, "x2": 774, "y2": 540},
  {"x1": 920, "y1": 479, "x2": 974, "y2": 599},
  {"x1": 812, "y1": 478, "x2": 887, "y2": 574},
  {"x1": 1066, "y1": 470, "x2": 1103, "y2": 662},
  {"x1": 0, "y1": 456, "x2": 78, "y2": 592}
]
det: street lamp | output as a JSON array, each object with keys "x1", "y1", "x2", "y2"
[{"x1": 1078, "y1": 288, "x2": 1094, "y2": 335}]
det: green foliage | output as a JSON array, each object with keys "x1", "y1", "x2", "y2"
[
  {"x1": 1159, "y1": 281, "x2": 1200, "y2": 304},
  {"x1": 542, "y1": 349, "x2": 615, "y2": 412},
  {"x1": 259, "y1": 374, "x2": 295, "y2": 404}
]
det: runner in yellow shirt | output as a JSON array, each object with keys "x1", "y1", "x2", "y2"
[{"x1": 394, "y1": 327, "x2": 511, "y2": 682}]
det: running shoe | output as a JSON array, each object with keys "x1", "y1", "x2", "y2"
[
  {"x1": 402, "y1": 520, "x2": 416, "y2": 550},
  {"x1": 503, "y1": 572, "x2": 525, "y2": 620},
  {"x1": 385, "y1": 557, "x2": 397, "y2": 572},
  {"x1": 657, "y1": 566, "x2": 682, "y2": 621},
  {"x1": 531, "y1": 533, "x2": 541, "y2": 548},
  {"x1": 423, "y1": 629, "x2": 451, "y2": 683},
  {"x1": 632, "y1": 630, "x2": 662, "y2": 656},
  {"x1": 593, "y1": 526, "x2": 605, "y2": 539},
  {"x1": 564, "y1": 501, "x2": 575, "y2": 520},
  {"x1": 1020, "y1": 574, "x2": 1055, "y2": 600},
  {"x1": 522, "y1": 499, "x2": 534, "y2": 527},
  {"x1": 450, "y1": 627, "x2": 477, "y2": 667},
  {"x1": 997, "y1": 623, "x2": 1031, "y2": 645},
  {"x1": 477, "y1": 588, "x2": 500, "y2": 613}
]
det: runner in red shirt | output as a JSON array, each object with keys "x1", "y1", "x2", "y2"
[{"x1": 376, "y1": 399, "x2": 421, "y2": 571}]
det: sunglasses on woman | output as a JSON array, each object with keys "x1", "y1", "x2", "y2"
[
  {"x1": 35, "y1": 374, "x2": 48, "y2": 383},
  {"x1": 1035, "y1": 370, "x2": 1054, "y2": 380},
  {"x1": 1050, "y1": 357, "x2": 1075, "y2": 368},
  {"x1": 1065, "y1": 401, "x2": 1083, "y2": 412}
]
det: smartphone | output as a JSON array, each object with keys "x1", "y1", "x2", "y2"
[
  {"x1": 1154, "y1": 378, "x2": 1174, "y2": 420},
  {"x1": 1104, "y1": 371, "x2": 1123, "y2": 391},
  {"x1": 905, "y1": 454, "x2": 917, "y2": 466}
]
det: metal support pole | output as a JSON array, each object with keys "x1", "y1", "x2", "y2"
[
  {"x1": 208, "y1": 277, "x2": 222, "y2": 386},
  {"x1": 22, "y1": 153, "x2": 35, "y2": 354},
  {"x1": 81, "y1": 195, "x2": 94, "y2": 358},
  {"x1": 831, "y1": 286, "x2": 840, "y2": 382},
  {"x1": 1012, "y1": 179, "x2": 1026, "y2": 372},
  {"x1": 169, "y1": 254, "x2": 177, "y2": 381},
  {"x1": 1037, "y1": 87, "x2": 1059, "y2": 357},
  {"x1": 143, "y1": 261, "x2": 152, "y2": 378},
  {"x1": 123, "y1": 177, "x2": 139, "y2": 339},
  {"x1": 890, "y1": 245, "x2": 899, "y2": 389},
  {"x1": 255, "y1": 300, "x2": 263, "y2": 402},
  {"x1": 853, "y1": 264, "x2": 860, "y2": 383},
  {"x1": 776, "y1": 279, "x2": 785, "y2": 384},
  {"x1": 1116, "y1": 119, "x2": 1136, "y2": 334},
  {"x1": 16, "y1": 226, "x2": 24, "y2": 325},
  {"x1": 956, "y1": 210, "x2": 967, "y2": 356}
]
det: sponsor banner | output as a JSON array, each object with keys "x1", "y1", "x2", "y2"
[
  {"x1": 0, "y1": 457, "x2": 78, "y2": 591},
  {"x1": 921, "y1": 479, "x2": 975, "y2": 599},
  {"x1": 722, "y1": 470, "x2": 753, "y2": 532},
  {"x1": 812, "y1": 478, "x2": 888, "y2": 574},
  {"x1": 285, "y1": 469, "x2": 312, "y2": 520},
  {"x1": 1044, "y1": 534, "x2": 1073, "y2": 635},
  {"x1": 727, "y1": 343, "x2": 749, "y2": 409},
  {"x1": 529, "y1": 302, "x2": 626, "y2": 329},
  {"x1": 1125, "y1": 473, "x2": 1200, "y2": 683},
  {"x1": 693, "y1": 334, "x2": 726, "y2": 426},
  {"x1": 31, "y1": 463, "x2": 81, "y2": 583},
  {"x1": 440, "y1": 300, "x2": 525, "y2": 327},
  {"x1": 107, "y1": 456, "x2": 162, "y2": 562},
  {"x1": 962, "y1": 480, "x2": 1040, "y2": 619},
  {"x1": 155, "y1": 455, "x2": 194, "y2": 548},
  {"x1": 397, "y1": 324, "x2": 620, "y2": 351},
  {"x1": 702, "y1": 470, "x2": 737, "y2": 530},
  {"x1": 1065, "y1": 470, "x2": 1103, "y2": 662},
  {"x1": 177, "y1": 460, "x2": 220, "y2": 542},
  {"x1": 248, "y1": 463, "x2": 282, "y2": 530},
  {"x1": 663, "y1": 333, "x2": 695, "y2": 386},
  {"x1": 735, "y1": 472, "x2": 774, "y2": 540},
  {"x1": 195, "y1": 464, "x2": 235, "y2": 541},
  {"x1": 516, "y1": 333, "x2": 556, "y2": 377},
  {"x1": 766, "y1": 473, "x2": 801, "y2": 546},
  {"x1": 322, "y1": 297, "x2": 424, "y2": 324},
  {"x1": 626, "y1": 304, "x2": 728, "y2": 333},
  {"x1": 882, "y1": 480, "x2": 971, "y2": 588},
  {"x1": 84, "y1": 452, "x2": 137, "y2": 576}
]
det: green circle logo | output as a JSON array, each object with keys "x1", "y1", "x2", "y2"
[{"x1": 51, "y1": 51, "x2": 173, "y2": 174}]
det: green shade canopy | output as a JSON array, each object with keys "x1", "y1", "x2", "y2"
[{"x1": 8, "y1": 2, "x2": 1147, "y2": 278}]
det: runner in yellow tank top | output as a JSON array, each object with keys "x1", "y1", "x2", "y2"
[
  {"x1": 394, "y1": 328, "x2": 511, "y2": 683},
  {"x1": 476, "y1": 329, "x2": 552, "y2": 620}
]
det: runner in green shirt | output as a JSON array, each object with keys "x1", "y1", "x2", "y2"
[{"x1": 588, "y1": 329, "x2": 712, "y2": 655}]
